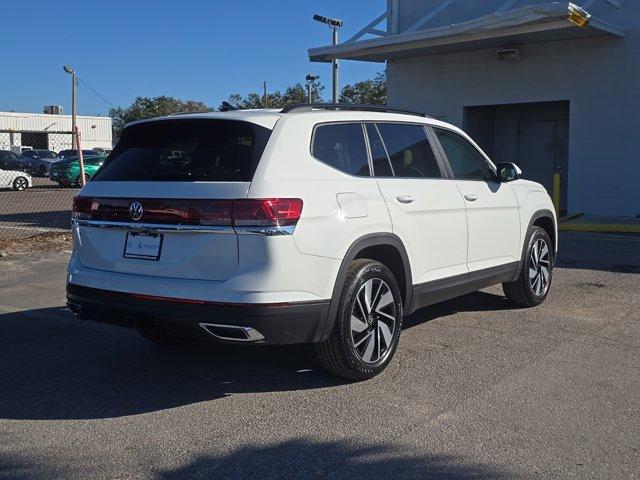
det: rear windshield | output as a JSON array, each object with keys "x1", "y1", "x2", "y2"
[{"x1": 93, "y1": 119, "x2": 272, "y2": 182}]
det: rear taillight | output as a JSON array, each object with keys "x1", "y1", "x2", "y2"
[
  {"x1": 72, "y1": 197, "x2": 303, "y2": 231},
  {"x1": 72, "y1": 196, "x2": 94, "y2": 220},
  {"x1": 233, "y1": 199, "x2": 303, "y2": 227}
]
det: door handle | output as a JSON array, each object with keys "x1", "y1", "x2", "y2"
[
  {"x1": 396, "y1": 195, "x2": 415, "y2": 204},
  {"x1": 464, "y1": 193, "x2": 479, "y2": 202}
]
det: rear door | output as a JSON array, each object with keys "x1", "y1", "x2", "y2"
[
  {"x1": 74, "y1": 119, "x2": 272, "y2": 282},
  {"x1": 369, "y1": 122, "x2": 468, "y2": 285},
  {"x1": 432, "y1": 127, "x2": 520, "y2": 273}
]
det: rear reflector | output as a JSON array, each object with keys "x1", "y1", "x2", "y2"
[{"x1": 72, "y1": 196, "x2": 303, "y2": 229}]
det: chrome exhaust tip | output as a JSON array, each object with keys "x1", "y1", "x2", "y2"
[{"x1": 199, "y1": 323, "x2": 265, "y2": 342}]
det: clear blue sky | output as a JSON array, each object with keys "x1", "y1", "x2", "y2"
[{"x1": 3, "y1": 0, "x2": 385, "y2": 116}]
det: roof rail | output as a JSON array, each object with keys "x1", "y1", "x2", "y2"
[
  {"x1": 167, "y1": 111, "x2": 211, "y2": 117},
  {"x1": 280, "y1": 103, "x2": 431, "y2": 118}
]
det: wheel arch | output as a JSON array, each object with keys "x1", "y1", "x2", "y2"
[
  {"x1": 511, "y1": 209, "x2": 556, "y2": 281},
  {"x1": 319, "y1": 233, "x2": 413, "y2": 342}
]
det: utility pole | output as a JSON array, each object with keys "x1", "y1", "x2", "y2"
[
  {"x1": 313, "y1": 14, "x2": 343, "y2": 103},
  {"x1": 263, "y1": 81, "x2": 268, "y2": 108},
  {"x1": 63, "y1": 65, "x2": 78, "y2": 150},
  {"x1": 332, "y1": 27, "x2": 339, "y2": 103}
]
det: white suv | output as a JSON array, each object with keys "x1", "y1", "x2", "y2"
[{"x1": 67, "y1": 104, "x2": 556, "y2": 380}]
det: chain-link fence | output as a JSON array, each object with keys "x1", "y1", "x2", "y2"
[{"x1": 0, "y1": 130, "x2": 80, "y2": 240}]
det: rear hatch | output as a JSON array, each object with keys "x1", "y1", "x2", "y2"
[{"x1": 73, "y1": 118, "x2": 273, "y2": 282}]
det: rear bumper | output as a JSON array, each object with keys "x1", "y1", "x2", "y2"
[{"x1": 66, "y1": 283, "x2": 330, "y2": 345}]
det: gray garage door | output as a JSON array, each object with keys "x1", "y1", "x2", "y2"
[{"x1": 464, "y1": 101, "x2": 569, "y2": 214}]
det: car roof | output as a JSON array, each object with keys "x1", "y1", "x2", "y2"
[{"x1": 124, "y1": 106, "x2": 462, "y2": 134}]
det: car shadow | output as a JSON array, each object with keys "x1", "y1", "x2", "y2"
[
  {"x1": 153, "y1": 438, "x2": 508, "y2": 479},
  {"x1": 0, "y1": 292, "x2": 511, "y2": 421},
  {"x1": 403, "y1": 290, "x2": 513, "y2": 329},
  {"x1": 0, "y1": 306, "x2": 345, "y2": 421},
  {"x1": 0, "y1": 437, "x2": 509, "y2": 480}
]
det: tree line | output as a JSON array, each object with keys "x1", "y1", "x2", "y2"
[{"x1": 109, "y1": 72, "x2": 386, "y2": 138}]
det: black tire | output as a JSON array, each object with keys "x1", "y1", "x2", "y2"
[
  {"x1": 503, "y1": 226, "x2": 554, "y2": 307},
  {"x1": 315, "y1": 259, "x2": 403, "y2": 381},
  {"x1": 137, "y1": 329, "x2": 193, "y2": 346},
  {"x1": 12, "y1": 176, "x2": 28, "y2": 191}
]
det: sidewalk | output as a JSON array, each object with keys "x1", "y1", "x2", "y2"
[{"x1": 558, "y1": 213, "x2": 640, "y2": 233}]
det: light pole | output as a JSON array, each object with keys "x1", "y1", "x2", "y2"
[
  {"x1": 313, "y1": 14, "x2": 343, "y2": 103},
  {"x1": 305, "y1": 74, "x2": 319, "y2": 103},
  {"x1": 63, "y1": 65, "x2": 78, "y2": 150}
]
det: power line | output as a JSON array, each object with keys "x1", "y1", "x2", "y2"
[{"x1": 77, "y1": 76, "x2": 116, "y2": 108}]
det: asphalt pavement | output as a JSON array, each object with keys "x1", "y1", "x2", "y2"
[
  {"x1": 0, "y1": 232, "x2": 638, "y2": 479},
  {"x1": 0, "y1": 178, "x2": 76, "y2": 239}
]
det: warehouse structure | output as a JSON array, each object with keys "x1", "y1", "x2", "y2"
[
  {"x1": 0, "y1": 109, "x2": 112, "y2": 153},
  {"x1": 310, "y1": 0, "x2": 637, "y2": 217}
]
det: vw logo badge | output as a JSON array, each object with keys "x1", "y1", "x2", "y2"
[{"x1": 129, "y1": 201, "x2": 144, "y2": 221}]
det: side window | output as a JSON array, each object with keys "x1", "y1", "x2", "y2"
[
  {"x1": 365, "y1": 124, "x2": 393, "y2": 177},
  {"x1": 376, "y1": 123, "x2": 442, "y2": 178},
  {"x1": 312, "y1": 123, "x2": 370, "y2": 177},
  {"x1": 434, "y1": 128, "x2": 495, "y2": 181}
]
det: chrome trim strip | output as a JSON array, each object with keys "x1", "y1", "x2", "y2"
[
  {"x1": 72, "y1": 219, "x2": 234, "y2": 234},
  {"x1": 72, "y1": 219, "x2": 296, "y2": 235},
  {"x1": 199, "y1": 323, "x2": 266, "y2": 342},
  {"x1": 234, "y1": 225, "x2": 296, "y2": 236}
]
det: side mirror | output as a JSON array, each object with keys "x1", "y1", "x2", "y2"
[{"x1": 497, "y1": 162, "x2": 522, "y2": 182}]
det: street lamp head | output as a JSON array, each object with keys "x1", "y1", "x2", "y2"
[
  {"x1": 313, "y1": 14, "x2": 343, "y2": 28},
  {"x1": 63, "y1": 65, "x2": 75, "y2": 74},
  {"x1": 306, "y1": 74, "x2": 320, "y2": 82}
]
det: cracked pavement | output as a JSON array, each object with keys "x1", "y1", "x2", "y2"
[{"x1": 0, "y1": 232, "x2": 638, "y2": 479}]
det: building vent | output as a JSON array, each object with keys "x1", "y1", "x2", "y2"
[
  {"x1": 44, "y1": 105, "x2": 63, "y2": 115},
  {"x1": 497, "y1": 48, "x2": 520, "y2": 62}
]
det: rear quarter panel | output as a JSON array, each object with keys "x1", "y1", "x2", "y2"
[{"x1": 248, "y1": 114, "x2": 394, "y2": 298}]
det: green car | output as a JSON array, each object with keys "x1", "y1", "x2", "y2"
[{"x1": 49, "y1": 155, "x2": 106, "y2": 187}]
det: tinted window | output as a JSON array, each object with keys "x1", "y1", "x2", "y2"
[
  {"x1": 86, "y1": 157, "x2": 105, "y2": 166},
  {"x1": 94, "y1": 120, "x2": 270, "y2": 182},
  {"x1": 377, "y1": 123, "x2": 442, "y2": 178},
  {"x1": 312, "y1": 123, "x2": 370, "y2": 177},
  {"x1": 434, "y1": 128, "x2": 494, "y2": 181},
  {"x1": 365, "y1": 124, "x2": 393, "y2": 177},
  {"x1": 20, "y1": 151, "x2": 36, "y2": 158}
]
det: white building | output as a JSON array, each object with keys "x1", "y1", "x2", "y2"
[
  {"x1": 310, "y1": 0, "x2": 638, "y2": 217},
  {"x1": 0, "y1": 109, "x2": 112, "y2": 153}
]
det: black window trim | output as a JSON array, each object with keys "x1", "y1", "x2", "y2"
[
  {"x1": 430, "y1": 125, "x2": 498, "y2": 182},
  {"x1": 309, "y1": 121, "x2": 374, "y2": 178},
  {"x1": 364, "y1": 120, "x2": 449, "y2": 180},
  {"x1": 362, "y1": 122, "x2": 393, "y2": 177}
]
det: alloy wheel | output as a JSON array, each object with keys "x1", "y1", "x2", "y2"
[
  {"x1": 14, "y1": 177, "x2": 27, "y2": 191},
  {"x1": 529, "y1": 238, "x2": 551, "y2": 296},
  {"x1": 350, "y1": 278, "x2": 397, "y2": 364}
]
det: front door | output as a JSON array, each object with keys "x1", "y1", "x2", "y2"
[{"x1": 433, "y1": 127, "x2": 520, "y2": 274}]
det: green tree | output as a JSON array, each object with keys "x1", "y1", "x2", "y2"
[
  {"x1": 222, "y1": 81, "x2": 325, "y2": 110},
  {"x1": 109, "y1": 96, "x2": 211, "y2": 139},
  {"x1": 339, "y1": 72, "x2": 386, "y2": 105}
]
